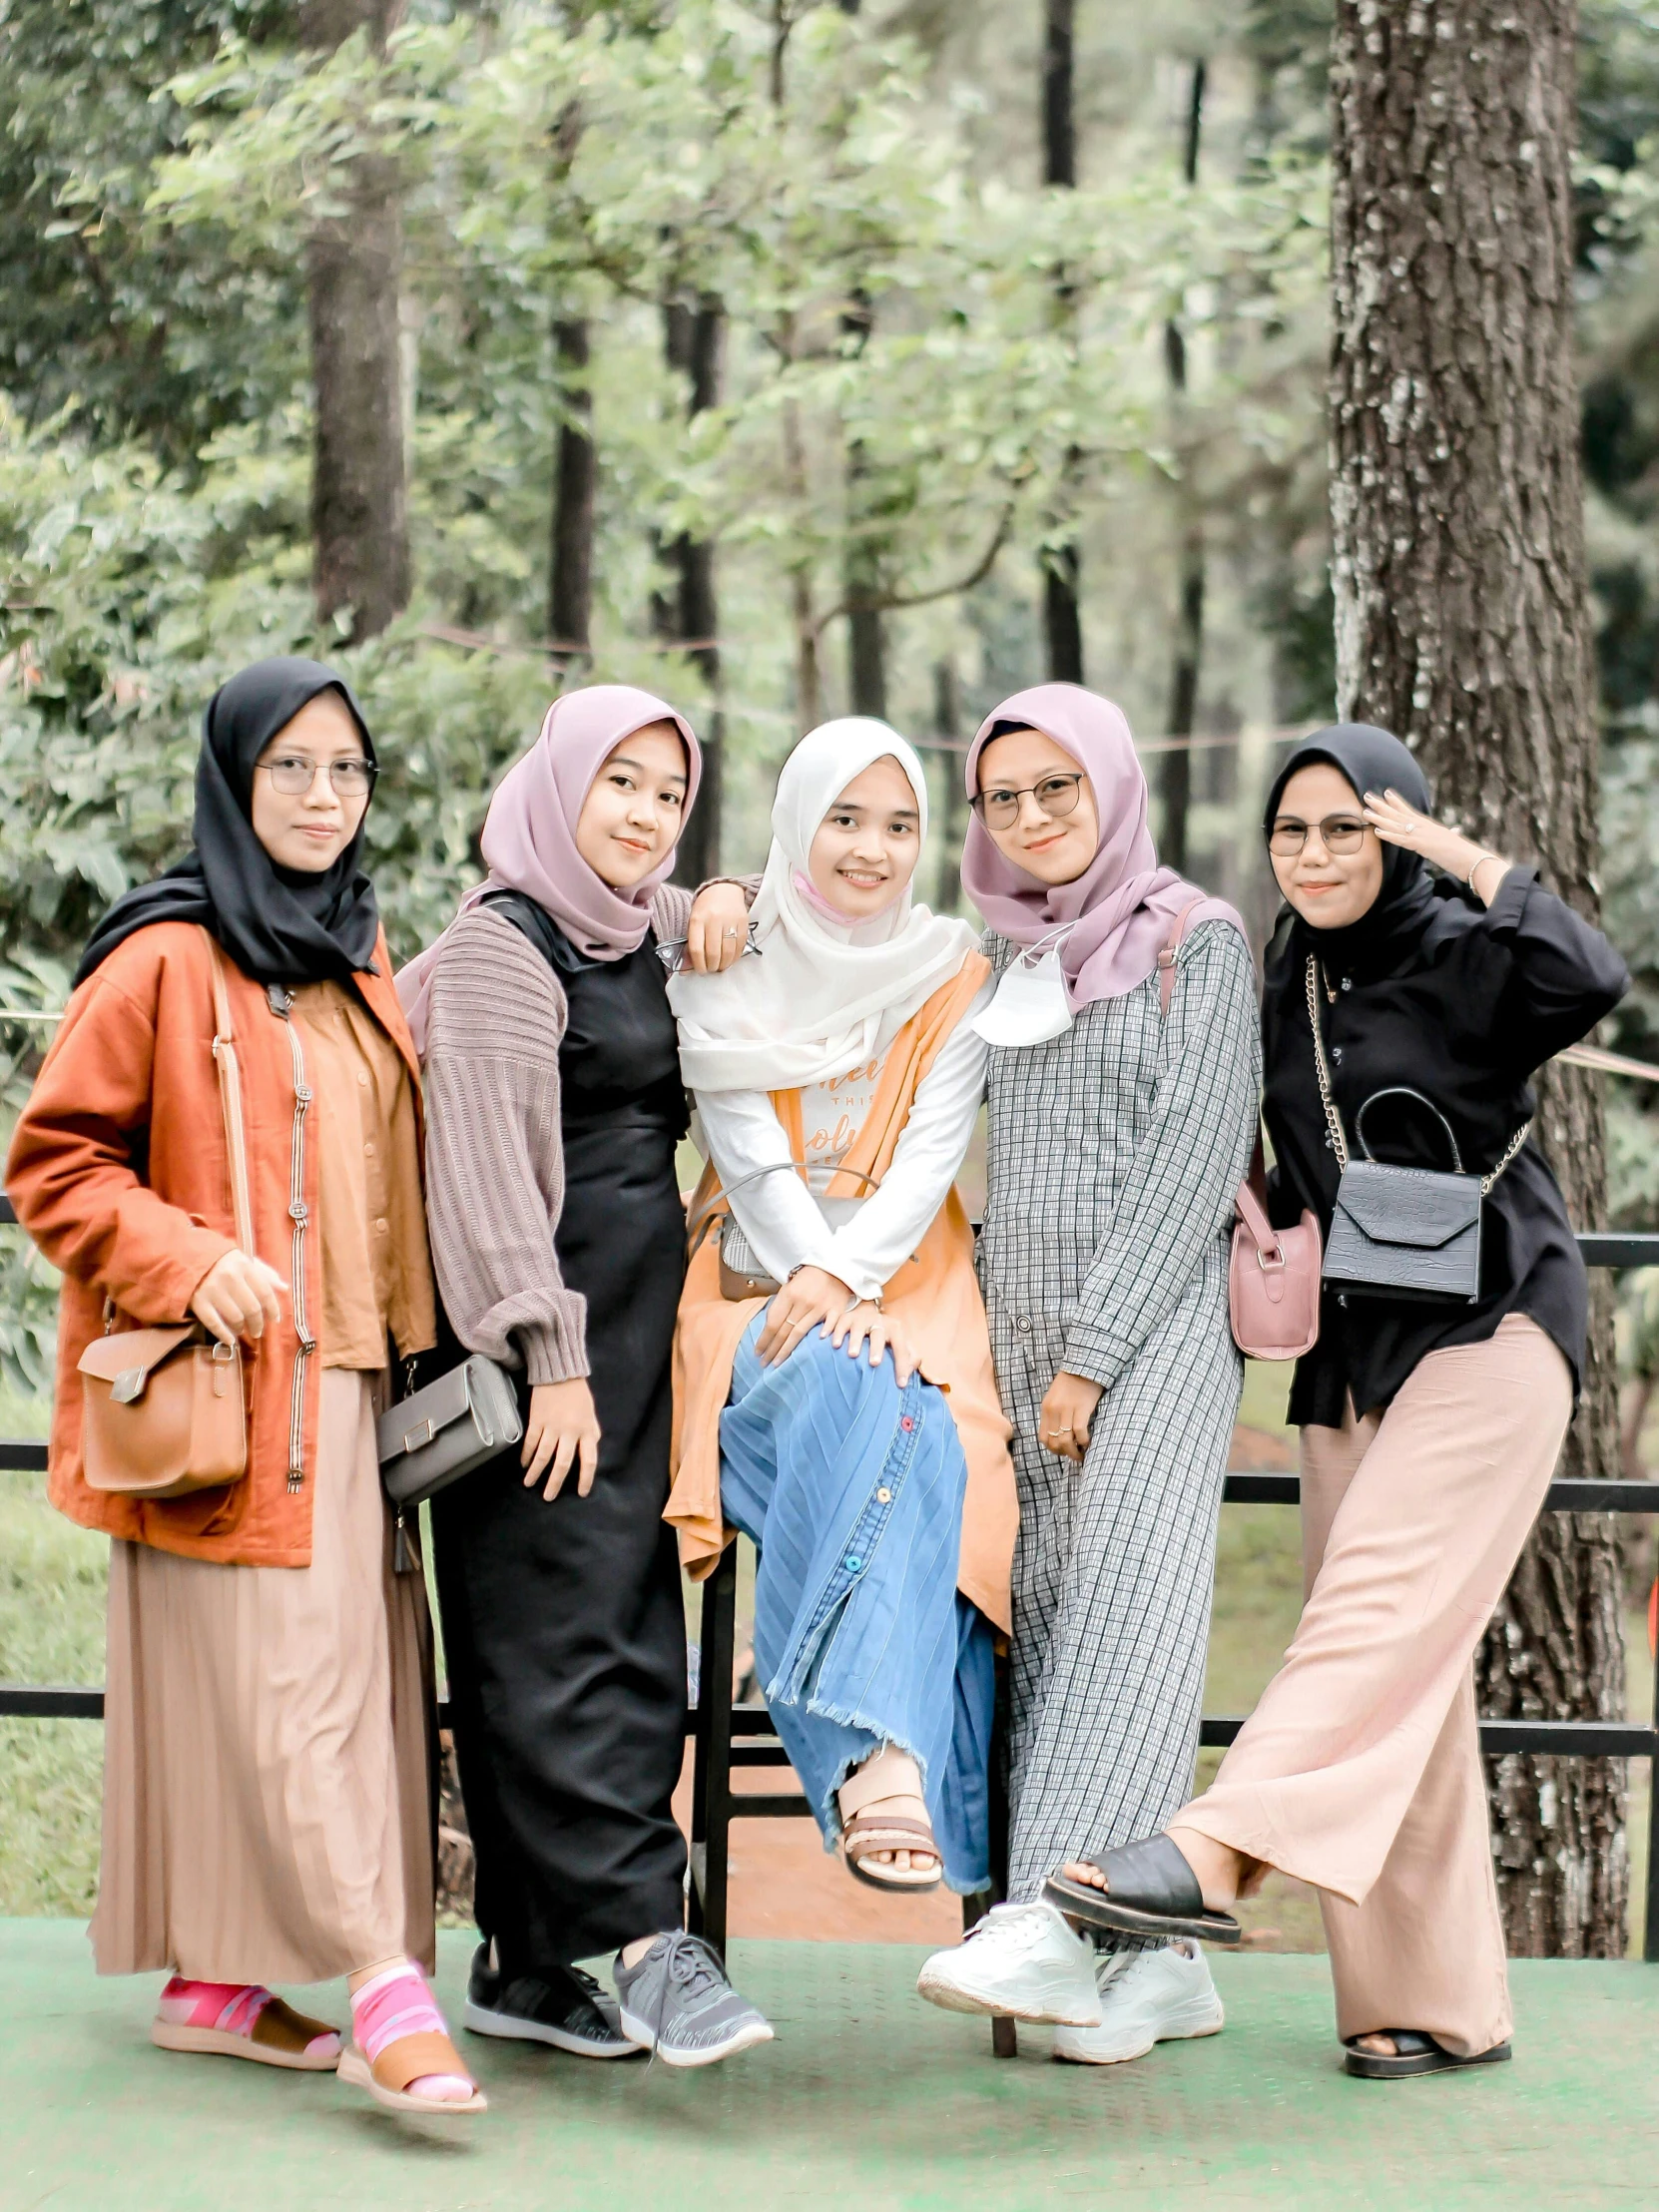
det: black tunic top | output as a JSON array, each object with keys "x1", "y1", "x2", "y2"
[{"x1": 1264, "y1": 867, "x2": 1628, "y2": 1425}]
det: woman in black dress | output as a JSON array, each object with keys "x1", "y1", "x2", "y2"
[{"x1": 399, "y1": 685, "x2": 771, "y2": 2069}]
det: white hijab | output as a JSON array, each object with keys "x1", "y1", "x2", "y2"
[{"x1": 669, "y1": 717, "x2": 977, "y2": 1093}]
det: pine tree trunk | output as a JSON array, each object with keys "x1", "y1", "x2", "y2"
[
  {"x1": 550, "y1": 316, "x2": 595, "y2": 657},
  {"x1": 300, "y1": 0, "x2": 409, "y2": 643},
  {"x1": 661, "y1": 292, "x2": 725, "y2": 884},
  {"x1": 1041, "y1": 0, "x2": 1083, "y2": 681},
  {"x1": 1160, "y1": 60, "x2": 1207, "y2": 875},
  {"x1": 932, "y1": 657, "x2": 966, "y2": 912},
  {"x1": 1329, "y1": 0, "x2": 1627, "y2": 1955}
]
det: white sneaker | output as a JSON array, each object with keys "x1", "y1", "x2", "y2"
[
  {"x1": 1052, "y1": 1938, "x2": 1225, "y2": 2064},
  {"x1": 915, "y1": 1902, "x2": 1102, "y2": 2026}
]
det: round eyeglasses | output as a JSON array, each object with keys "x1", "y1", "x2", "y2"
[
  {"x1": 257, "y1": 755, "x2": 378, "y2": 799},
  {"x1": 970, "y1": 771, "x2": 1085, "y2": 832},
  {"x1": 1265, "y1": 814, "x2": 1371, "y2": 857}
]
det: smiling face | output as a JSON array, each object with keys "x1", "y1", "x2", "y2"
[
  {"x1": 248, "y1": 692, "x2": 372, "y2": 873},
  {"x1": 974, "y1": 727, "x2": 1101, "y2": 886},
  {"x1": 573, "y1": 722, "x2": 690, "y2": 888},
  {"x1": 806, "y1": 756, "x2": 921, "y2": 921},
  {"x1": 1268, "y1": 762, "x2": 1384, "y2": 930}
]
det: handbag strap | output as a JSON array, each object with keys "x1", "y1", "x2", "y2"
[
  {"x1": 205, "y1": 935, "x2": 257, "y2": 1257},
  {"x1": 684, "y1": 1159, "x2": 880, "y2": 1254},
  {"x1": 1305, "y1": 954, "x2": 1530, "y2": 1196},
  {"x1": 1305, "y1": 956, "x2": 1351, "y2": 1171},
  {"x1": 1157, "y1": 898, "x2": 1209, "y2": 1017}
]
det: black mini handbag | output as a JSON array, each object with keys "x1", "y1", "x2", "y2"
[{"x1": 1308, "y1": 957, "x2": 1530, "y2": 1305}]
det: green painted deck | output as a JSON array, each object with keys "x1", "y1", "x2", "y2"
[{"x1": 4, "y1": 1922, "x2": 1655, "y2": 2210}]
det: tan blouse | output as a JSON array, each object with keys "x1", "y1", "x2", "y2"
[{"x1": 289, "y1": 980, "x2": 437, "y2": 1371}]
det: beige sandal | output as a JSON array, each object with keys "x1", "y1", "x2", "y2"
[
  {"x1": 338, "y1": 2030, "x2": 488, "y2": 2117},
  {"x1": 151, "y1": 1988, "x2": 341, "y2": 2070},
  {"x1": 838, "y1": 1747, "x2": 943, "y2": 1893}
]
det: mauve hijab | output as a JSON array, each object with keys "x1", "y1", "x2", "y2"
[
  {"x1": 398, "y1": 684, "x2": 700, "y2": 1055},
  {"x1": 961, "y1": 682, "x2": 1244, "y2": 1007}
]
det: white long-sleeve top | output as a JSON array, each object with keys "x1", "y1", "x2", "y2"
[{"x1": 693, "y1": 979, "x2": 992, "y2": 1303}]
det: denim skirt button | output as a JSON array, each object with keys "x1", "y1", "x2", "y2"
[
  {"x1": 875, "y1": 1487, "x2": 891, "y2": 1504},
  {"x1": 899, "y1": 1414, "x2": 914, "y2": 1431},
  {"x1": 844, "y1": 1555, "x2": 861, "y2": 1572}
]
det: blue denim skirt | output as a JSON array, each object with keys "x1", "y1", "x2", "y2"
[{"x1": 719, "y1": 1315, "x2": 994, "y2": 1894}]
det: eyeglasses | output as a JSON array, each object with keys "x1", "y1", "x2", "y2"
[
  {"x1": 970, "y1": 772, "x2": 1086, "y2": 832},
  {"x1": 1266, "y1": 814, "x2": 1371, "y2": 857},
  {"x1": 256, "y1": 755, "x2": 378, "y2": 798},
  {"x1": 655, "y1": 924, "x2": 764, "y2": 974}
]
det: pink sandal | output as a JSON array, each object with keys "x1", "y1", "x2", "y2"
[
  {"x1": 152, "y1": 1978, "x2": 342, "y2": 2070},
  {"x1": 337, "y1": 1961, "x2": 486, "y2": 2117}
]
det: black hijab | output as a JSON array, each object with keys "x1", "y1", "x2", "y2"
[
  {"x1": 1262, "y1": 722, "x2": 1441, "y2": 978},
  {"x1": 75, "y1": 657, "x2": 381, "y2": 989}
]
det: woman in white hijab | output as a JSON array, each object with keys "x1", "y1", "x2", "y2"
[{"x1": 668, "y1": 719, "x2": 1017, "y2": 1896}]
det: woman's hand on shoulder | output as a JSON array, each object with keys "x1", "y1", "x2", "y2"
[
  {"x1": 522, "y1": 1377, "x2": 602, "y2": 1501},
  {"x1": 1039, "y1": 1370, "x2": 1104, "y2": 1465},
  {"x1": 828, "y1": 1298, "x2": 920, "y2": 1388},
  {"x1": 756, "y1": 1264, "x2": 856, "y2": 1367},
  {"x1": 684, "y1": 881, "x2": 751, "y2": 972},
  {"x1": 1362, "y1": 788, "x2": 1510, "y2": 903},
  {"x1": 189, "y1": 1251, "x2": 288, "y2": 1346}
]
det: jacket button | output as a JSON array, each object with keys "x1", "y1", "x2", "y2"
[
  {"x1": 1340, "y1": 976, "x2": 1352, "y2": 991},
  {"x1": 1015, "y1": 1316, "x2": 1033, "y2": 1335},
  {"x1": 899, "y1": 1415, "x2": 914, "y2": 1431},
  {"x1": 844, "y1": 1554, "x2": 861, "y2": 1572},
  {"x1": 1331, "y1": 1046, "x2": 1344, "y2": 1066},
  {"x1": 875, "y1": 1487, "x2": 891, "y2": 1504}
]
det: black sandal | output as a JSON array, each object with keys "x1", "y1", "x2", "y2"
[
  {"x1": 1041, "y1": 1835, "x2": 1243, "y2": 1946},
  {"x1": 1344, "y1": 2031, "x2": 1512, "y2": 2080}
]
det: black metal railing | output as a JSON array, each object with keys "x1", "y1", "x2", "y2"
[{"x1": 3, "y1": 1199, "x2": 1657, "y2": 1995}]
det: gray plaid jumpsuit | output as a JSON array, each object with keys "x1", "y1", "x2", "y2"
[{"x1": 977, "y1": 919, "x2": 1260, "y2": 1925}]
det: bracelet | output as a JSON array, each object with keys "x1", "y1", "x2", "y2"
[{"x1": 1465, "y1": 850, "x2": 1501, "y2": 894}]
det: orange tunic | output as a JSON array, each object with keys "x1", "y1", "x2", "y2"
[{"x1": 667, "y1": 957, "x2": 1017, "y2": 1634}]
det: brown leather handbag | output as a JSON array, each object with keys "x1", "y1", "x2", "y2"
[{"x1": 78, "y1": 936, "x2": 254, "y2": 1498}]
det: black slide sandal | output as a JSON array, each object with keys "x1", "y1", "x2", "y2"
[
  {"x1": 1041, "y1": 1835, "x2": 1243, "y2": 1946},
  {"x1": 1344, "y1": 2031, "x2": 1512, "y2": 2080}
]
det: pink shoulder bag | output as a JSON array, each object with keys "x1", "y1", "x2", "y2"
[{"x1": 1158, "y1": 903, "x2": 1321, "y2": 1363}]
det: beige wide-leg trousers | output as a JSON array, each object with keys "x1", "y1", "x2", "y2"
[{"x1": 1172, "y1": 1314, "x2": 1572, "y2": 2057}]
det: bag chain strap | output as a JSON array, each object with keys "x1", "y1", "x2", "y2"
[{"x1": 1305, "y1": 956, "x2": 1530, "y2": 1197}]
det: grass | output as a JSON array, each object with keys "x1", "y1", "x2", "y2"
[{"x1": 0, "y1": 1369, "x2": 1652, "y2": 1954}]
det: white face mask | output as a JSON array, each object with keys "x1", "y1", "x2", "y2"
[{"x1": 972, "y1": 931, "x2": 1075, "y2": 1048}]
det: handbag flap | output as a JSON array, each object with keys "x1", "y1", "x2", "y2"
[
  {"x1": 78, "y1": 1325, "x2": 199, "y2": 1389},
  {"x1": 1334, "y1": 1161, "x2": 1479, "y2": 1251},
  {"x1": 377, "y1": 1361, "x2": 474, "y2": 1461}
]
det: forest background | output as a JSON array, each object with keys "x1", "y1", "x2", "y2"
[{"x1": 2, "y1": 0, "x2": 1659, "y2": 1950}]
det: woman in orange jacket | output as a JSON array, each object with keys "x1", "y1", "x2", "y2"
[{"x1": 7, "y1": 658, "x2": 482, "y2": 2119}]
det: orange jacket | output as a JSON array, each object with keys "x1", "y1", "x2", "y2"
[{"x1": 5, "y1": 920, "x2": 423, "y2": 1567}]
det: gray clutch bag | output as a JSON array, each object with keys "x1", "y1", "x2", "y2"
[{"x1": 378, "y1": 1353, "x2": 524, "y2": 1510}]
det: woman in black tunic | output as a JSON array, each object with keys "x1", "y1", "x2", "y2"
[
  {"x1": 399, "y1": 685, "x2": 772, "y2": 2069},
  {"x1": 1040, "y1": 724, "x2": 1628, "y2": 2080}
]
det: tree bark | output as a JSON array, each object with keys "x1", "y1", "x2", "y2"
[
  {"x1": 1160, "y1": 59, "x2": 1207, "y2": 875},
  {"x1": 1041, "y1": 0, "x2": 1083, "y2": 682},
  {"x1": 932, "y1": 657, "x2": 966, "y2": 912},
  {"x1": 842, "y1": 297, "x2": 887, "y2": 721},
  {"x1": 300, "y1": 0, "x2": 409, "y2": 643},
  {"x1": 549, "y1": 315, "x2": 595, "y2": 657},
  {"x1": 659, "y1": 292, "x2": 725, "y2": 883},
  {"x1": 1329, "y1": 0, "x2": 1627, "y2": 1955}
]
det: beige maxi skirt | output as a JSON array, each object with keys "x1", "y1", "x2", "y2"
[{"x1": 91, "y1": 1368, "x2": 436, "y2": 1985}]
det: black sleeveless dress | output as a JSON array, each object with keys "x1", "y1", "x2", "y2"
[{"x1": 431, "y1": 895, "x2": 689, "y2": 1968}]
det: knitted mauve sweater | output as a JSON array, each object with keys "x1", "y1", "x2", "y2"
[{"x1": 419, "y1": 884, "x2": 691, "y2": 1385}]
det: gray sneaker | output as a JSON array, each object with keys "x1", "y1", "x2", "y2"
[{"x1": 613, "y1": 1934, "x2": 774, "y2": 2068}]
